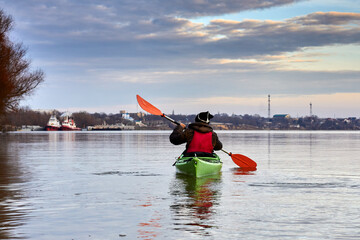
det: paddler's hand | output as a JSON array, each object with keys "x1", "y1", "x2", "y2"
[{"x1": 180, "y1": 123, "x2": 186, "y2": 128}]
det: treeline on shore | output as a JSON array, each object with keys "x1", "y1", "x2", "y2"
[{"x1": 1, "y1": 107, "x2": 360, "y2": 131}]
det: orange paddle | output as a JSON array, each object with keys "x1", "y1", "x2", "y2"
[
  {"x1": 221, "y1": 149, "x2": 257, "y2": 169},
  {"x1": 136, "y1": 94, "x2": 257, "y2": 169},
  {"x1": 136, "y1": 95, "x2": 180, "y2": 125}
]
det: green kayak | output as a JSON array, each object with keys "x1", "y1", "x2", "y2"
[{"x1": 174, "y1": 153, "x2": 222, "y2": 178}]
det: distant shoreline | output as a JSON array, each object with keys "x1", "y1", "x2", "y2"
[{"x1": 2, "y1": 109, "x2": 360, "y2": 132}]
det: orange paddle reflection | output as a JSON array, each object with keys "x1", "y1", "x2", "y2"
[
  {"x1": 136, "y1": 197, "x2": 162, "y2": 240},
  {"x1": 232, "y1": 167, "x2": 257, "y2": 175}
]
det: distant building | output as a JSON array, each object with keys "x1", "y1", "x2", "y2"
[
  {"x1": 273, "y1": 114, "x2": 291, "y2": 119},
  {"x1": 211, "y1": 122, "x2": 233, "y2": 130},
  {"x1": 122, "y1": 112, "x2": 134, "y2": 121},
  {"x1": 135, "y1": 121, "x2": 147, "y2": 127},
  {"x1": 137, "y1": 112, "x2": 145, "y2": 118}
]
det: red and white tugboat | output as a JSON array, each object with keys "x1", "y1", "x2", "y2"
[
  {"x1": 45, "y1": 115, "x2": 61, "y2": 131},
  {"x1": 60, "y1": 115, "x2": 81, "y2": 131}
]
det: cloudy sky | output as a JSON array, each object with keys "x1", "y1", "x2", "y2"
[{"x1": 1, "y1": 0, "x2": 360, "y2": 117}]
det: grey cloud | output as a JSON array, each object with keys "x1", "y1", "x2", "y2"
[
  {"x1": 204, "y1": 28, "x2": 360, "y2": 59},
  {"x1": 149, "y1": 0, "x2": 302, "y2": 17},
  {"x1": 2, "y1": 0, "x2": 304, "y2": 40},
  {"x1": 3, "y1": 1, "x2": 360, "y2": 90},
  {"x1": 93, "y1": 12, "x2": 360, "y2": 59},
  {"x1": 3, "y1": 0, "x2": 303, "y2": 20},
  {"x1": 6, "y1": 1, "x2": 359, "y2": 59},
  {"x1": 201, "y1": 12, "x2": 360, "y2": 58},
  {"x1": 293, "y1": 12, "x2": 360, "y2": 25},
  {"x1": 10, "y1": 6, "x2": 359, "y2": 65}
]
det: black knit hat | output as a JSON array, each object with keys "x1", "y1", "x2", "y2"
[{"x1": 195, "y1": 111, "x2": 214, "y2": 123}]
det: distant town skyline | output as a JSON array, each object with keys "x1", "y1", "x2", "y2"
[{"x1": 1, "y1": 0, "x2": 359, "y2": 118}]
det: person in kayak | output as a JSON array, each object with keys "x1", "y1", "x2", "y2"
[{"x1": 170, "y1": 111, "x2": 222, "y2": 157}]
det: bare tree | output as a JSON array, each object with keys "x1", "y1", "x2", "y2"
[{"x1": 0, "y1": 9, "x2": 44, "y2": 116}]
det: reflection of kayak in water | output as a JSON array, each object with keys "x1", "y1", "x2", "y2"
[
  {"x1": 173, "y1": 154, "x2": 222, "y2": 178},
  {"x1": 172, "y1": 173, "x2": 222, "y2": 222},
  {"x1": 175, "y1": 173, "x2": 222, "y2": 193}
]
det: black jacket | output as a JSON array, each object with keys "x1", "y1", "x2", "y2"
[{"x1": 169, "y1": 122, "x2": 222, "y2": 152}]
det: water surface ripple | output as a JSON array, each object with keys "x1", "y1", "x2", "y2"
[{"x1": 0, "y1": 131, "x2": 359, "y2": 239}]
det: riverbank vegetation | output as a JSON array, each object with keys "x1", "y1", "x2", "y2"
[{"x1": 0, "y1": 9, "x2": 44, "y2": 131}]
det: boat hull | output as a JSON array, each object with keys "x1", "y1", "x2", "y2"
[
  {"x1": 45, "y1": 126, "x2": 61, "y2": 131},
  {"x1": 174, "y1": 154, "x2": 222, "y2": 178},
  {"x1": 60, "y1": 126, "x2": 81, "y2": 131}
]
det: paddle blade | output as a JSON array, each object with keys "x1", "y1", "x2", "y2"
[
  {"x1": 136, "y1": 95, "x2": 163, "y2": 116},
  {"x1": 230, "y1": 154, "x2": 257, "y2": 168}
]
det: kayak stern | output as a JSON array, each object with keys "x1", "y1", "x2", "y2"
[{"x1": 174, "y1": 154, "x2": 222, "y2": 178}]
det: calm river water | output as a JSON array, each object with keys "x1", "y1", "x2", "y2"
[{"x1": 1, "y1": 131, "x2": 360, "y2": 239}]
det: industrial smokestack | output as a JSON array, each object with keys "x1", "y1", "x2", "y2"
[{"x1": 268, "y1": 94, "x2": 271, "y2": 119}]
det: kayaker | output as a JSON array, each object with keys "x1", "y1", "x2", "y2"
[{"x1": 170, "y1": 111, "x2": 222, "y2": 157}]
